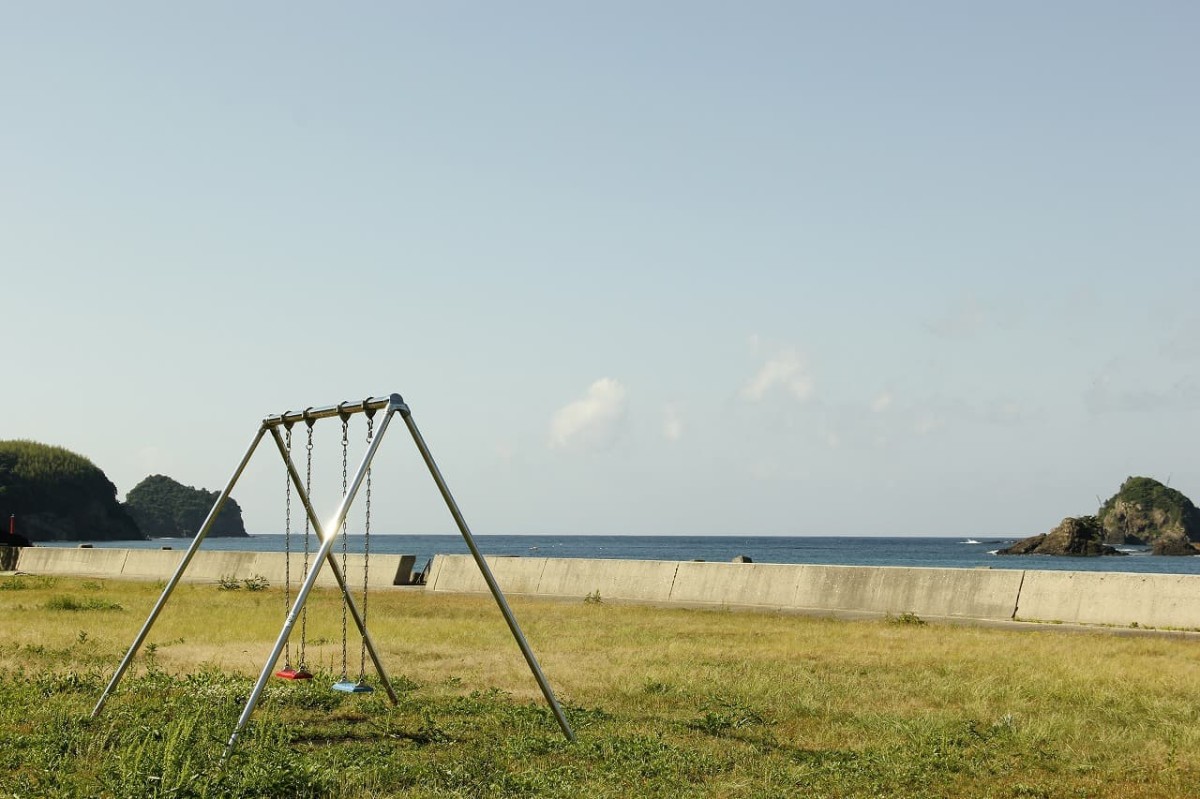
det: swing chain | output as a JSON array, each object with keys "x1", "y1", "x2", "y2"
[
  {"x1": 339, "y1": 413, "x2": 350, "y2": 680},
  {"x1": 299, "y1": 415, "x2": 315, "y2": 671},
  {"x1": 360, "y1": 414, "x2": 374, "y2": 681},
  {"x1": 282, "y1": 422, "x2": 293, "y2": 669}
]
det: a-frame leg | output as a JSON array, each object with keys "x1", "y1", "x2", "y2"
[
  {"x1": 401, "y1": 409, "x2": 577, "y2": 742},
  {"x1": 92, "y1": 426, "x2": 268, "y2": 719}
]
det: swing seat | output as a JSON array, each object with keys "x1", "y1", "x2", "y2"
[
  {"x1": 332, "y1": 679, "x2": 373, "y2": 694},
  {"x1": 275, "y1": 667, "x2": 313, "y2": 681}
]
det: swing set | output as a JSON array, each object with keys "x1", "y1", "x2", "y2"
[{"x1": 91, "y1": 393, "x2": 574, "y2": 759}]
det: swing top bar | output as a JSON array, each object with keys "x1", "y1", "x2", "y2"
[{"x1": 263, "y1": 393, "x2": 409, "y2": 429}]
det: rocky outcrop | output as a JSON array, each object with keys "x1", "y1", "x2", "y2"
[
  {"x1": 997, "y1": 516, "x2": 1126, "y2": 557},
  {"x1": 1151, "y1": 529, "x2": 1200, "y2": 556},
  {"x1": 1098, "y1": 476, "x2": 1200, "y2": 548}
]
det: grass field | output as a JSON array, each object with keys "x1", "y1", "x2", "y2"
[{"x1": 1, "y1": 573, "x2": 1199, "y2": 798}]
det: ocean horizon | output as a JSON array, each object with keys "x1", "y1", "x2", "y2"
[{"x1": 34, "y1": 534, "x2": 1200, "y2": 577}]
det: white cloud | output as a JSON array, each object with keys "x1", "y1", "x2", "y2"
[
  {"x1": 550, "y1": 378, "x2": 628, "y2": 450},
  {"x1": 870, "y1": 391, "x2": 893, "y2": 413},
  {"x1": 741, "y1": 349, "x2": 813, "y2": 402}
]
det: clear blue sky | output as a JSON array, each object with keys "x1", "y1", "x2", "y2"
[{"x1": 3, "y1": 3, "x2": 1198, "y2": 536}]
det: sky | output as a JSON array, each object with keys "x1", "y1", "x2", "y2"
[{"x1": 3, "y1": 3, "x2": 1198, "y2": 537}]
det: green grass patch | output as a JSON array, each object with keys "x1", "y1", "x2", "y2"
[{"x1": 44, "y1": 595, "x2": 124, "y2": 612}]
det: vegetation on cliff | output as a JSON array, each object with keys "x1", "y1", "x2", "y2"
[
  {"x1": 1097, "y1": 476, "x2": 1200, "y2": 547},
  {"x1": 124, "y1": 474, "x2": 247, "y2": 538},
  {"x1": 0, "y1": 440, "x2": 143, "y2": 541}
]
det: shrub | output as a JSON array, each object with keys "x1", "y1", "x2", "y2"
[{"x1": 242, "y1": 574, "x2": 270, "y2": 592}]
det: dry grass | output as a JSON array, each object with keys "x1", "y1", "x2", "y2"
[{"x1": 3, "y1": 574, "x2": 1200, "y2": 797}]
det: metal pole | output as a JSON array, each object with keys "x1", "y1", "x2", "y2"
[
  {"x1": 267, "y1": 425, "x2": 400, "y2": 705},
  {"x1": 400, "y1": 410, "x2": 576, "y2": 742},
  {"x1": 92, "y1": 426, "x2": 267, "y2": 718},
  {"x1": 262, "y1": 396, "x2": 395, "y2": 429},
  {"x1": 223, "y1": 402, "x2": 401, "y2": 760}
]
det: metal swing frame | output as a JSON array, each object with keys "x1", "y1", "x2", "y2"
[{"x1": 91, "y1": 393, "x2": 575, "y2": 759}]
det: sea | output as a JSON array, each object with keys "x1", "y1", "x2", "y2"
[{"x1": 33, "y1": 534, "x2": 1200, "y2": 577}]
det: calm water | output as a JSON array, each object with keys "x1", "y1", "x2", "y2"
[{"x1": 37, "y1": 534, "x2": 1200, "y2": 576}]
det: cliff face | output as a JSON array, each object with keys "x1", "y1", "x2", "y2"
[
  {"x1": 0, "y1": 440, "x2": 145, "y2": 541},
  {"x1": 1097, "y1": 476, "x2": 1200, "y2": 548},
  {"x1": 124, "y1": 474, "x2": 248, "y2": 538},
  {"x1": 998, "y1": 516, "x2": 1126, "y2": 557}
]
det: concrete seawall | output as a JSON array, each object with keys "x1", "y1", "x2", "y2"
[
  {"x1": 12, "y1": 547, "x2": 417, "y2": 587},
  {"x1": 425, "y1": 554, "x2": 1200, "y2": 630},
  {"x1": 10, "y1": 547, "x2": 1200, "y2": 631}
]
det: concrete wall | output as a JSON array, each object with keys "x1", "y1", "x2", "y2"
[
  {"x1": 1015, "y1": 571, "x2": 1200, "y2": 629},
  {"x1": 427, "y1": 554, "x2": 1200, "y2": 630},
  {"x1": 13, "y1": 547, "x2": 416, "y2": 587},
  {"x1": 13, "y1": 547, "x2": 1200, "y2": 631},
  {"x1": 671, "y1": 562, "x2": 1025, "y2": 621}
]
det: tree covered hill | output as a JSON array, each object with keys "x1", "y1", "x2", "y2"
[
  {"x1": 1098, "y1": 476, "x2": 1200, "y2": 550},
  {"x1": 0, "y1": 440, "x2": 144, "y2": 541},
  {"x1": 124, "y1": 474, "x2": 247, "y2": 538}
]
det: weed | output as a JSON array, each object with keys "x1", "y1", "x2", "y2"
[
  {"x1": 44, "y1": 596, "x2": 123, "y2": 612},
  {"x1": 584, "y1": 590, "x2": 603, "y2": 604},
  {"x1": 886, "y1": 611, "x2": 927, "y2": 626},
  {"x1": 243, "y1": 574, "x2": 270, "y2": 591},
  {"x1": 0, "y1": 575, "x2": 58, "y2": 591},
  {"x1": 217, "y1": 574, "x2": 241, "y2": 591},
  {"x1": 689, "y1": 696, "x2": 768, "y2": 736}
]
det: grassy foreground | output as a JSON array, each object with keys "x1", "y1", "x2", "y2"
[{"x1": 1, "y1": 575, "x2": 1199, "y2": 798}]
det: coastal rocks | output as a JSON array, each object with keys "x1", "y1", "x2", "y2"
[
  {"x1": 1097, "y1": 476, "x2": 1200, "y2": 549},
  {"x1": 997, "y1": 516, "x2": 1126, "y2": 557},
  {"x1": 731, "y1": 555, "x2": 753, "y2": 563},
  {"x1": 1151, "y1": 529, "x2": 1200, "y2": 556},
  {"x1": 0, "y1": 530, "x2": 31, "y2": 548}
]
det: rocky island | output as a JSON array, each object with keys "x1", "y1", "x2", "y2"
[
  {"x1": 124, "y1": 474, "x2": 248, "y2": 538},
  {"x1": 1000, "y1": 476, "x2": 1200, "y2": 557},
  {"x1": 1097, "y1": 476, "x2": 1200, "y2": 555}
]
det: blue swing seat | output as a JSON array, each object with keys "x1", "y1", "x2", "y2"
[{"x1": 332, "y1": 679, "x2": 374, "y2": 694}]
